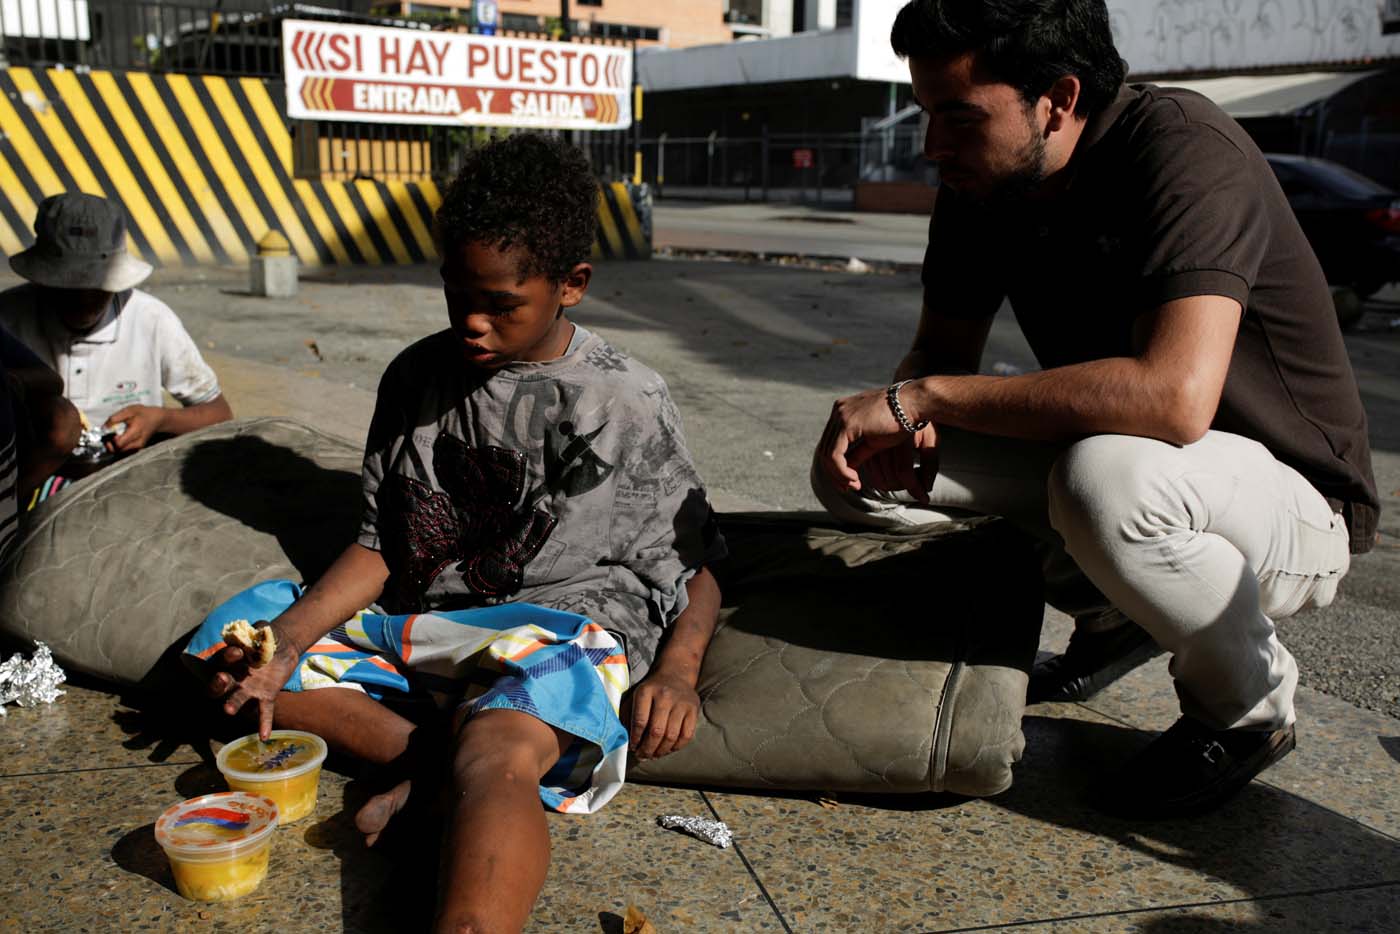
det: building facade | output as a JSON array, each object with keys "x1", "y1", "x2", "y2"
[
  {"x1": 634, "y1": 0, "x2": 1400, "y2": 199},
  {"x1": 370, "y1": 0, "x2": 735, "y2": 48}
]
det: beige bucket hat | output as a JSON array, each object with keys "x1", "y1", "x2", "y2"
[{"x1": 9, "y1": 193, "x2": 152, "y2": 292}]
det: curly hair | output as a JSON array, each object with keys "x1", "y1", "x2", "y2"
[{"x1": 435, "y1": 134, "x2": 599, "y2": 283}]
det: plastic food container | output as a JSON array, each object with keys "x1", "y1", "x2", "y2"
[
  {"x1": 154, "y1": 792, "x2": 279, "y2": 902},
  {"x1": 216, "y1": 730, "x2": 328, "y2": 824}
]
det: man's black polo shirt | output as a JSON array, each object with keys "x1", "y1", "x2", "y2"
[{"x1": 921, "y1": 83, "x2": 1379, "y2": 552}]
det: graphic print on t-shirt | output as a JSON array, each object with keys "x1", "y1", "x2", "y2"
[
  {"x1": 380, "y1": 439, "x2": 557, "y2": 607},
  {"x1": 501, "y1": 378, "x2": 616, "y2": 507},
  {"x1": 100, "y1": 378, "x2": 143, "y2": 411},
  {"x1": 378, "y1": 378, "x2": 619, "y2": 609}
]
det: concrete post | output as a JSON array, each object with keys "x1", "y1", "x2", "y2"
[{"x1": 250, "y1": 230, "x2": 297, "y2": 298}]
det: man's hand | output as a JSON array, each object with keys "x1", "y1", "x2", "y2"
[
  {"x1": 104, "y1": 404, "x2": 167, "y2": 452},
  {"x1": 857, "y1": 423, "x2": 939, "y2": 501},
  {"x1": 206, "y1": 622, "x2": 299, "y2": 740},
  {"x1": 818, "y1": 385, "x2": 934, "y2": 497},
  {"x1": 627, "y1": 669, "x2": 700, "y2": 760}
]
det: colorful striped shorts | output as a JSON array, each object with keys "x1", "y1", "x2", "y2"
[
  {"x1": 27, "y1": 474, "x2": 69, "y2": 509},
  {"x1": 185, "y1": 580, "x2": 630, "y2": 814}
]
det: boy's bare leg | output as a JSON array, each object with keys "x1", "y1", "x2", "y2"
[
  {"x1": 402, "y1": 707, "x2": 567, "y2": 934},
  {"x1": 271, "y1": 688, "x2": 439, "y2": 846},
  {"x1": 270, "y1": 687, "x2": 416, "y2": 765},
  {"x1": 352, "y1": 706, "x2": 570, "y2": 929}
]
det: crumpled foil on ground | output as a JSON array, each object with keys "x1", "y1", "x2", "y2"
[
  {"x1": 0, "y1": 642, "x2": 67, "y2": 715},
  {"x1": 657, "y1": 814, "x2": 732, "y2": 848}
]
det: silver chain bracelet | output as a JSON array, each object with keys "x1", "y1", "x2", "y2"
[{"x1": 886, "y1": 379, "x2": 928, "y2": 433}]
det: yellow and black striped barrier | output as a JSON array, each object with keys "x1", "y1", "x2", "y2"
[
  {"x1": 593, "y1": 181, "x2": 651, "y2": 261},
  {"x1": 0, "y1": 67, "x2": 651, "y2": 268}
]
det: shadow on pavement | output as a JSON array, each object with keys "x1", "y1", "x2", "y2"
[
  {"x1": 110, "y1": 822, "x2": 179, "y2": 897},
  {"x1": 304, "y1": 780, "x2": 440, "y2": 933},
  {"x1": 995, "y1": 715, "x2": 1400, "y2": 921}
]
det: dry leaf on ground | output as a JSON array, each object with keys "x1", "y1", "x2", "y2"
[{"x1": 623, "y1": 904, "x2": 658, "y2": 934}]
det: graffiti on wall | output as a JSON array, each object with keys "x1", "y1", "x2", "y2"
[{"x1": 1108, "y1": 0, "x2": 1400, "y2": 74}]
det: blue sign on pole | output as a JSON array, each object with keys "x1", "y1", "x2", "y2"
[{"x1": 472, "y1": 0, "x2": 499, "y2": 36}]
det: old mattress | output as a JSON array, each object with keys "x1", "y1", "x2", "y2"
[{"x1": 0, "y1": 417, "x2": 1041, "y2": 796}]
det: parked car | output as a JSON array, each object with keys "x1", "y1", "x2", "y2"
[{"x1": 1264, "y1": 154, "x2": 1400, "y2": 300}]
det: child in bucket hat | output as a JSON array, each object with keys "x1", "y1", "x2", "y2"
[
  {"x1": 9, "y1": 191, "x2": 154, "y2": 293},
  {"x1": 1, "y1": 193, "x2": 232, "y2": 497}
]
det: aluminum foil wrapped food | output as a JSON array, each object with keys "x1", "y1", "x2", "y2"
[
  {"x1": 72, "y1": 424, "x2": 109, "y2": 458},
  {"x1": 71, "y1": 421, "x2": 126, "y2": 461},
  {"x1": 0, "y1": 641, "x2": 67, "y2": 715},
  {"x1": 657, "y1": 814, "x2": 733, "y2": 849}
]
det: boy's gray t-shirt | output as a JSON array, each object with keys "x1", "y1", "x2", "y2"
[{"x1": 358, "y1": 324, "x2": 726, "y2": 680}]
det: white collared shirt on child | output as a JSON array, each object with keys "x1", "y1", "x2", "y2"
[{"x1": 0, "y1": 285, "x2": 221, "y2": 427}]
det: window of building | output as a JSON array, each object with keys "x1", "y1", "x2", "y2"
[{"x1": 726, "y1": 0, "x2": 763, "y2": 25}]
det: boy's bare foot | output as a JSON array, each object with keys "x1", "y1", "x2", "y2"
[{"x1": 355, "y1": 778, "x2": 413, "y2": 847}]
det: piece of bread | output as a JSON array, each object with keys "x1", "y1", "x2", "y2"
[{"x1": 221, "y1": 619, "x2": 277, "y2": 667}]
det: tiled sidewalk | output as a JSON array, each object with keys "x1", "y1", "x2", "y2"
[
  {"x1": 2, "y1": 609, "x2": 1396, "y2": 932},
  {"x1": 3, "y1": 277, "x2": 1397, "y2": 931}
]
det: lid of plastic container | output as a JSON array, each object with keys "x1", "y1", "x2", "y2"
[
  {"x1": 216, "y1": 730, "x2": 328, "y2": 783},
  {"x1": 155, "y1": 792, "x2": 279, "y2": 855}
]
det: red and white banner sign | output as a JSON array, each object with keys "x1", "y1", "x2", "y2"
[{"x1": 283, "y1": 20, "x2": 632, "y2": 130}]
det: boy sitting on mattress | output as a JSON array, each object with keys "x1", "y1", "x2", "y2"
[{"x1": 188, "y1": 134, "x2": 725, "y2": 932}]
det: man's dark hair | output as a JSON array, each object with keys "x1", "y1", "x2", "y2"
[
  {"x1": 890, "y1": 0, "x2": 1127, "y2": 117},
  {"x1": 435, "y1": 134, "x2": 598, "y2": 283}
]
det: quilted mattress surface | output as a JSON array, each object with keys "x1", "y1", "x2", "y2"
[
  {"x1": 1, "y1": 417, "x2": 1041, "y2": 796},
  {"x1": 630, "y1": 514, "x2": 1042, "y2": 796},
  {"x1": 0, "y1": 418, "x2": 363, "y2": 686}
]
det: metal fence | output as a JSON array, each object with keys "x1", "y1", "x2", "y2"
[
  {"x1": 1320, "y1": 129, "x2": 1400, "y2": 190},
  {"x1": 1, "y1": 0, "x2": 640, "y2": 184},
  {"x1": 0, "y1": 0, "x2": 395, "y2": 76},
  {"x1": 639, "y1": 126, "x2": 932, "y2": 201},
  {"x1": 292, "y1": 122, "x2": 637, "y2": 185},
  {"x1": 3, "y1": 2, "x2": 927, "y2": 194}
]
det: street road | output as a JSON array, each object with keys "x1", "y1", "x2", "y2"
[
  {"x1": 654, "y1": 201, "x2": 928, "y2": 264},
  {"x1": 6, "y1": 257, "x2": 1395, "y2": 720},
  {"x1": 8, "y1": 222, "x2": 1388, "y2": 722}
]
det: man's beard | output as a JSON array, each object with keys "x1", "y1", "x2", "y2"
[{"x1": 950, "y1": 118, "x2": 1049, "y2": 210}]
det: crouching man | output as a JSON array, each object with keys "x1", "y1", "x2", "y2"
[{"x1": 814, "y1": 0, "x2": 1378, "y2": 818}]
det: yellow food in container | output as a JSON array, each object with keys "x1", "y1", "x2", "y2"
[
  {"x1": 216, "y1": 730, "x2": 328, "y2": 824},
  {"x1": 154, "y1": 792, "x2": 279, "y2": 902}
]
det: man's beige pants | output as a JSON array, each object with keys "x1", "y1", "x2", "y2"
[{"x1": 811, "y1": 429, "x2": 1351, "y2": 732}]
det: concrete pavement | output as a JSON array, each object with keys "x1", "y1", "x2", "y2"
[
  {"x1": 1, "y1": 257, "x2": 1398, "y2": 932},
  {"x1": 85, "y1": 257, "x2": 1397, "y2": 722},
  {"x1": 9, "y1": 254, "x2": 1394, "y2": 719},
  {"x1": 655, "y1": 201, "x2": 928, "y2": 264}
]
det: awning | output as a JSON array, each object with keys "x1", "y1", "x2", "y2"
[{"x1": 1161, "y1": 71, "x2": 1377, "y2": 119}]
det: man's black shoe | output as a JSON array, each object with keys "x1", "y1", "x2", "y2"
[
  {"x1": 1027, "y1": 623, "x2": 1164, "y2": 703},
  {"x1": 1095, "y1": 717, "x2": 1296, "y2": 819}
]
